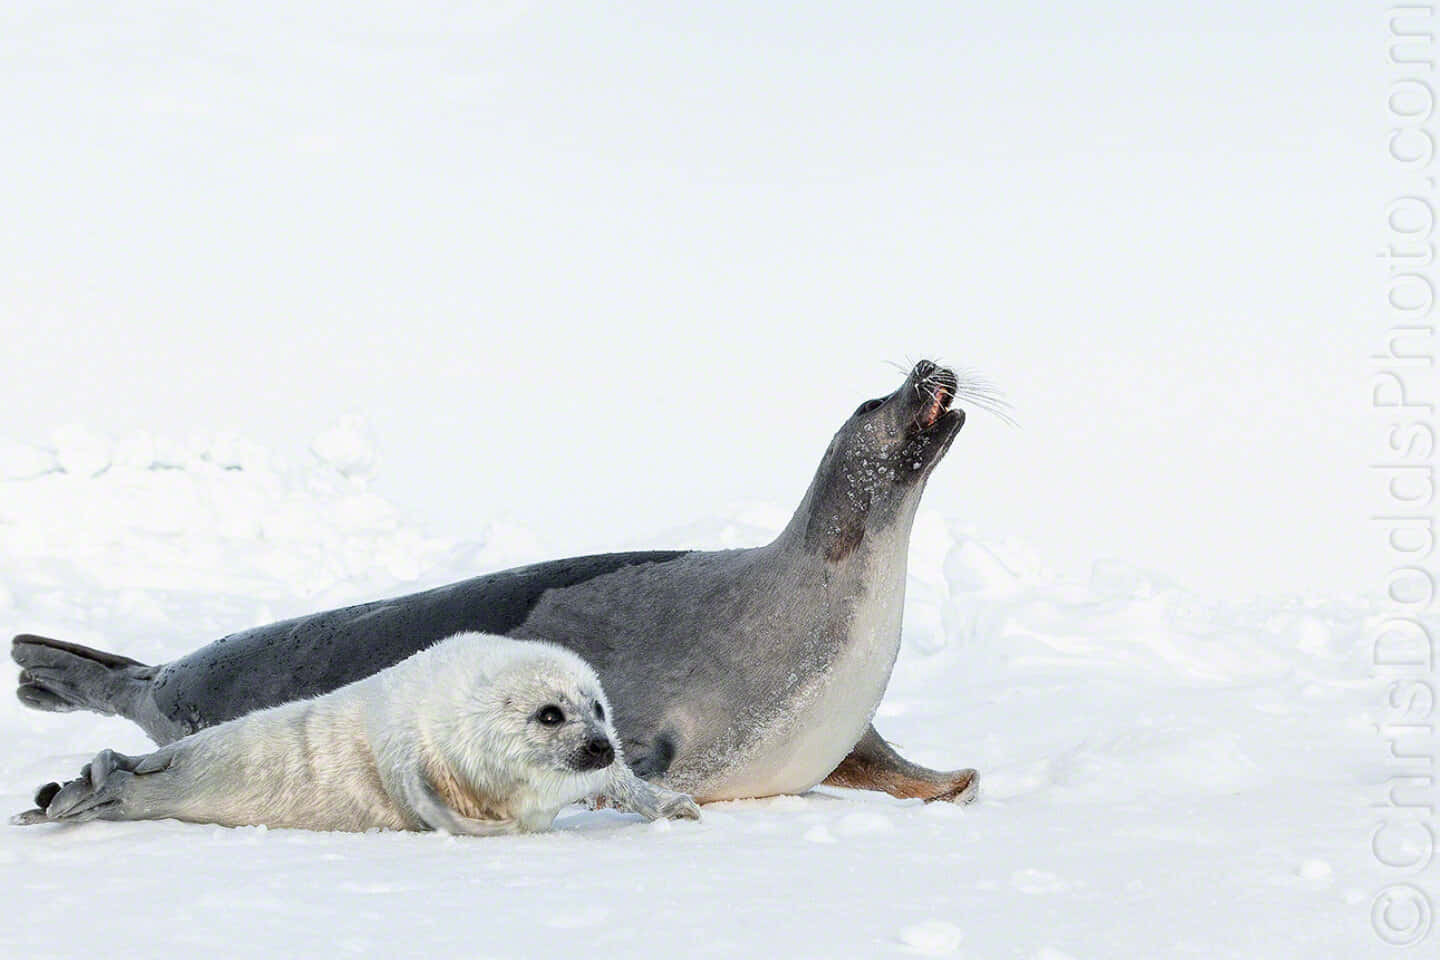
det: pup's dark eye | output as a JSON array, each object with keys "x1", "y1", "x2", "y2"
[
  {"x1": 594, "y1": 702, "x2": 605, "y2": 721},
  {"x1": 535, "y1": 705, "x2": 564, "y2": 726},
  {"x1": 854, "y1": 397, "x2": 884, "y2": 416}
]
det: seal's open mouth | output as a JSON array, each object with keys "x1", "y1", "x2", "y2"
[{"x1": 912, "y1": 361, "x2": 961, "y2": 433}]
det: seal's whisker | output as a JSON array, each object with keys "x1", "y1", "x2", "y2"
[
  {"x1": 951, "y1": 366, "x2": 1008, "y2": 396},
  {"x1": 950, "y1": 365, "x2": 1018, "y2": 427},
  {"x1": 953, "y1": 393, "x2": 1017, "y2": 427},
  {"x1": 952, "y1": 388, "x2": 1011, "y2": 408},
  {"x1": 951, "y1": 381, "x2": 1009, "y2": 402},
  {"x1": 951, "y1": 377, "x2": 1010, "y2": 400}
]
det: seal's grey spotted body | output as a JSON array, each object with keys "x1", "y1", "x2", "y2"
[
  {"x1": 14, "y1": 360, "x2": 978, "y2": 804},
  {"x1": 14, "y1": 632, "x2": 700, "y2": 833}
]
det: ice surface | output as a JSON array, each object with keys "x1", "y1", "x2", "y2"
[
  {"x1": 0, "y1": 438, "x2": 58, "y2": 481},
  {"x1": 0, "y1": 424, "x2": 1414, "y2": 958}
]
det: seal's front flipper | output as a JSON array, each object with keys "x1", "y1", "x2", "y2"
[
  {"x1": 624, "y1": 732, "x2": 678, "y2": 781},
  {"x1": 12, "y1": 634, "x2": 152, "y2": 721},
  {"x1": 395, "y1": 766, "x2": 521, "y2": 837},
  {"x1": 602, "y1": 764, "x2": 701, "y2": 822},
  {"x1": 823, "y1": 725, "x2": 979, "y2": 804}
]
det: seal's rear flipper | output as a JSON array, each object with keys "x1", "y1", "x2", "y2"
[
  {"x1": 823, "y1": 724, "x2": 980, "y2": 805},
  {"x1": 9, "y1": 781, "x2": 62, "y2": 825},
  {"x1": 12, "y1": 634, "x2": 152, "y2": 718},
  {"x1": 12, "y1": 750, "x2": 155, "y2": 825}
]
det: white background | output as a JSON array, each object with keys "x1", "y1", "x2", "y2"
[{"x1": 1, "y1": 1, "x2": 1381, "y2": 600}]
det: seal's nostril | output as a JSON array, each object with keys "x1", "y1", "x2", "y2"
[
  {"x1": 571, "y1": 737, "x2": 616, "y2": 771},
  {"x1": 912, "y1": 360, "x2": 937, "y2": 380}
]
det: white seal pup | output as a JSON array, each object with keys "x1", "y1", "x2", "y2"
[{"x1": 12, "y1": 632, "x2": 700, "y2": 834}]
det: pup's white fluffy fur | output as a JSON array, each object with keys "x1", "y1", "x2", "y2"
[{"x1": 16, "y1": 632, "x2": 700, "y2": 834}]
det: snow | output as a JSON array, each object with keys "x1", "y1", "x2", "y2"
[{"x1": 0, "y1": 423, "x2": 1422, "y2": 958}]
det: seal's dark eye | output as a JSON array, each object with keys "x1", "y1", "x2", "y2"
[
  {"x1": 536, "y1": 705, "x2": 564, "y2": 726},
  {"x1": 854, "y1": 398, "x2": 884, "y2": 416},
  {"x1": 594, "y1": 702, "x2": 605, "y2": 721}
]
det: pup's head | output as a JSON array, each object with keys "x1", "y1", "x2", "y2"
[{"x1": 488, "y1": 650, "x2": 619, "y2": 783}]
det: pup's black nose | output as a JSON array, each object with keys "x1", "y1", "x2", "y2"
[{"x1": 584, "y1": 737, "x2": 615, "y2": 768}]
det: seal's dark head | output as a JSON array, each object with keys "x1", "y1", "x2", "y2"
[{"x1": 785, "y1": 360, "x2": 966, "y2": 562}]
